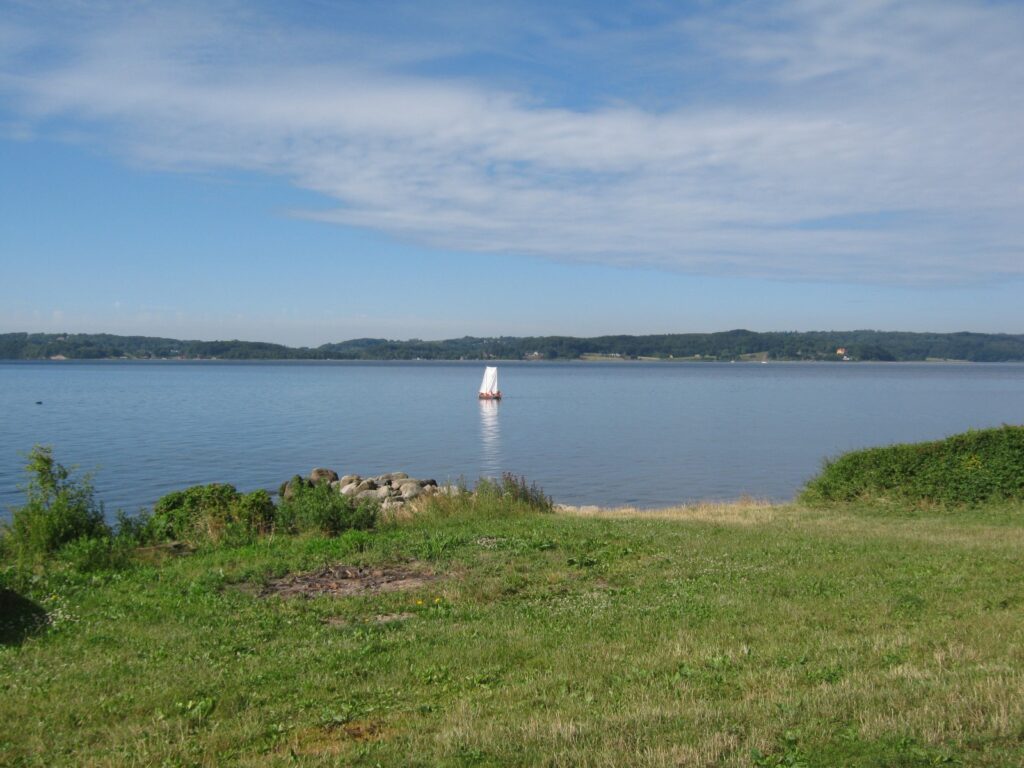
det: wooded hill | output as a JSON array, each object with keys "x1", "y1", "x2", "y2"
[{"x1": 2, "y1": 330, "x2": 1023, "y2": 362}]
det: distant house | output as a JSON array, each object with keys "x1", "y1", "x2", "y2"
[{"x1": 835, "y1": 347, "x2": 847, "y2": 356}]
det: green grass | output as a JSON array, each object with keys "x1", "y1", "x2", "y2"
[
  {"x1": 3, "y1": 494, "x2": 1024, "y2": 766},
  {"x1": 801, "y1": 424, "x2": 1024, "y2": 506}
]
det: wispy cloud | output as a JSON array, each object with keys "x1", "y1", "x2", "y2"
[{"x1": 1, "y1": 0, "x2": 1021, "y2": 283}]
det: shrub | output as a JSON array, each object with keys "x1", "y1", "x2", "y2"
[
  {"x1": 801, "y1": 425, "x2": 1024, "y2": 506},
  {"x1": 148, "y1": 484, "x2": 276, "y2": 544},
  {"x1": 3, "y1": 446, "x2": 110, "y2": 561},
  {"x1": 477, "y1": 473, "x2": 553, "y2": 512},
  {"x1": 113, "y1": 509, "x2": 154, "y2": 546},
  {"x1": 275, "y1": 481, "x2": 377, "y2": 536},
  {"x1": 56, "y1": 535, "x2": 134, "y2": 573}
]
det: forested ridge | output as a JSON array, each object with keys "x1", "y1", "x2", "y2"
[{"x1": 2, "y1": 330, "x2": 1023, "y2": 362}]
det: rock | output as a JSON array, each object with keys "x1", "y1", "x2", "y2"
[
  {"x1": 356, "y1": 490, "x2": 379, "y2": 501},
  {"x1": 421, "y1": 478, "x2": 437, "y2": 487},
  {"x1": 309, "y1": 468, "x2": 339, "y2": 484},
  {"x1": 382, "y1": 498, "x2": 405, "y2": 511},
  {"x1": 355, "y1": 479, "x2": 378, "y2": 492},
  {"x1": 375, "y1": 487, "x2": 392, "y2": 500},
  {"x1": 339, "y1": 474, "x2": 360, "y2": 487},
  {"x1": 280, "y1": 476, "x2": 309, "y2": 501},
  {"x1": 437, "y1": 484, "x2": 463, "y2": 496},
  {"x1": 339, "y1": 483, "x2": 359, "y2": 496},
  {"x1": 389, "y1": 472, "x2": 409, "y2": 482},
  {"x1": 399, "y1": 482, "x2": 422, "y2": 500}
]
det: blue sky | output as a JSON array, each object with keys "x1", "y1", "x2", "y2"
[{"x1": 1, "y1": 0, "x2": 1021, "y2": 345}]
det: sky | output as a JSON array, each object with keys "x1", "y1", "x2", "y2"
[{"x1": 1, "y1": 0, "x2": 1022, "y2": 345}]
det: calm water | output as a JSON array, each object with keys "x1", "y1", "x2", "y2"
[{"x1": 2, "y1": 360, "x2": 1023, "y2": 517}]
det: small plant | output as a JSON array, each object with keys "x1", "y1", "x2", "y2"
[
  {"x1": 751, "y1": 731, "x2": 810, "y2": 767},
  {"x1": 274, "y1": 481, "x2": 377, "y2": 536},
  {"x1": 3, "y1": 446, "x2": 110, "y2": 561}
]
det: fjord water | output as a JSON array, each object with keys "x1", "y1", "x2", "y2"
[{"x1": 2, "y1": 360, "x2": 1023, "y2": 517}]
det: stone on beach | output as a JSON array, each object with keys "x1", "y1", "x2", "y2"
[
  {"x1": 282, "y1": 469, "x2": 454, "y2": 505},
  {"x1": 309, "y1": 468, "x2": 339, "y2": 484}
]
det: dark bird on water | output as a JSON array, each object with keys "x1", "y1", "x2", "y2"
[{"x1": 35, "y1": 401, "x2": 42, "y2": 405}]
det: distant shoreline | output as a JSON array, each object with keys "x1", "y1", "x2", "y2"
[
  {"x1": 2, "y1": 356, "x2": 998, "y2": 365},
  {"x1": 3, "y1": 329, "x2": 1023, "y2": 363}
]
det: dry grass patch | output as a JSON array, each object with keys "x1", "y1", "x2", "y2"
[{"x1": 555, "y1": 496, "x2": 786, "y2": 525}]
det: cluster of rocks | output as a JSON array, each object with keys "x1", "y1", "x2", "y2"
[{"x1": 283, "y1": 468, "x2": 461, "y2": 510}]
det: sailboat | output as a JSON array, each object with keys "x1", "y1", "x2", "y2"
[{"x1": 478, "y1": 366, "x2": 502, "y2": 400}]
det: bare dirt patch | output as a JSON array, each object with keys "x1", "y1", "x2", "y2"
[
  {"x1": 338, "y1": 721, "x2": 382, "y2": 741},
  {"x1": 260, "y1": 564, "x2": 437, "y2": 599},
  {"x1": 284, "y1": 721, "x2": 384, "y2": 758}
]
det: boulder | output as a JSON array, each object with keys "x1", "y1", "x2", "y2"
[
  {"x1": 309, "y1": 468, "x2": 339, "y2": 484},
  {"x1": 280, "y1": 476, "x2": 309, "y2": 501},
  {"x1": 339, "y1": 474, "x2": 361, "y2": 487},
  {"x1": 375, "y1": 487, "x2": 393, "y2": 500},
  {"x1": 356, "y1": 490, "x2": 380, "y2": 501},
  {"x1": 339, "y1": 483, "x2": 359, "y2": 496},
  {"x1": 399, "y1": 482, "x2": 422, "y2": 500},
  {"x1": 355, "y1": 479, "x2": 378, "y2": 492}
]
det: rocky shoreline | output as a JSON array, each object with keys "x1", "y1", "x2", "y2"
[{"x1": 281, "y1": 468, "x2": 458, "y2": 511}]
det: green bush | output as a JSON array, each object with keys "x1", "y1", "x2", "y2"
[
  {"x1": 56, "y1": 535, "x2": 134, "y2": 573},
  {"x1": 801, "y1": 425, "x2": 1024, "y2": 506},
  {"x1": 148, "y1": 484, "x2": 276, "y2": 544},
  {"x1": 275, "y1": 481, "x2": 377, "y2": 536},
  {"x1": 3, "y1": 446, "x2": 110, "y2": 561}
]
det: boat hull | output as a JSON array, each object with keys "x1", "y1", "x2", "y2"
[{"x1": 478, "y1": 392, "x2": 502, "y2": 400}]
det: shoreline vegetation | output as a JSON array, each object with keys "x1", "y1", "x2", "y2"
[
  {"x1": 3, "y1": 329, "x2": 1024, "y2": 362},
  {"x1": 2, "y1": 427, "x2": 1023, "y2": 765}
]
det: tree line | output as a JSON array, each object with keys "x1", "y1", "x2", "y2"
[{"x1": 2, "y1": 330, "x2": 1023, "y2": 362}]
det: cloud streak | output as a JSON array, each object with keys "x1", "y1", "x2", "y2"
[{"x1": 2, "y1": 0, "x2": 1022, "y2": 283}]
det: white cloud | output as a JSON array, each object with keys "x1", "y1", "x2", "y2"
[{"x1": 1, "y1": 0, "x2": 1022, "y2": 283}]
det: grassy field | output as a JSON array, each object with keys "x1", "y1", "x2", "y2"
[{"x1": 2, "y1": 495, "x2": 1024, "y2": 766}]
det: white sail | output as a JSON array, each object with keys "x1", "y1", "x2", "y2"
[{"x1": 479, "y1": 366, "x2": 499, "y2": 395}]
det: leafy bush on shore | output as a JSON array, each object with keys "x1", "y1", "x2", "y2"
[
  {"x1": 801, "y1": 425, "x2": 1024, "y2": 506},
  {"x1": 2, "y1": 446, "x2": 110, "y2": 561},
  {"x1": 147, "y1": 484, "x2": 276, "y2": 544},
  {"x1": 275, "y1": 477, "x2": 378, "y2": 535},
  {"x1": 148, "y1": 477, "x2": 378, "y2": 543}
]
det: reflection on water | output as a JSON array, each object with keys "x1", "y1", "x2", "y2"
[{"x1": 479, "y1": 398, "x2": 501, "y2": 477}]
